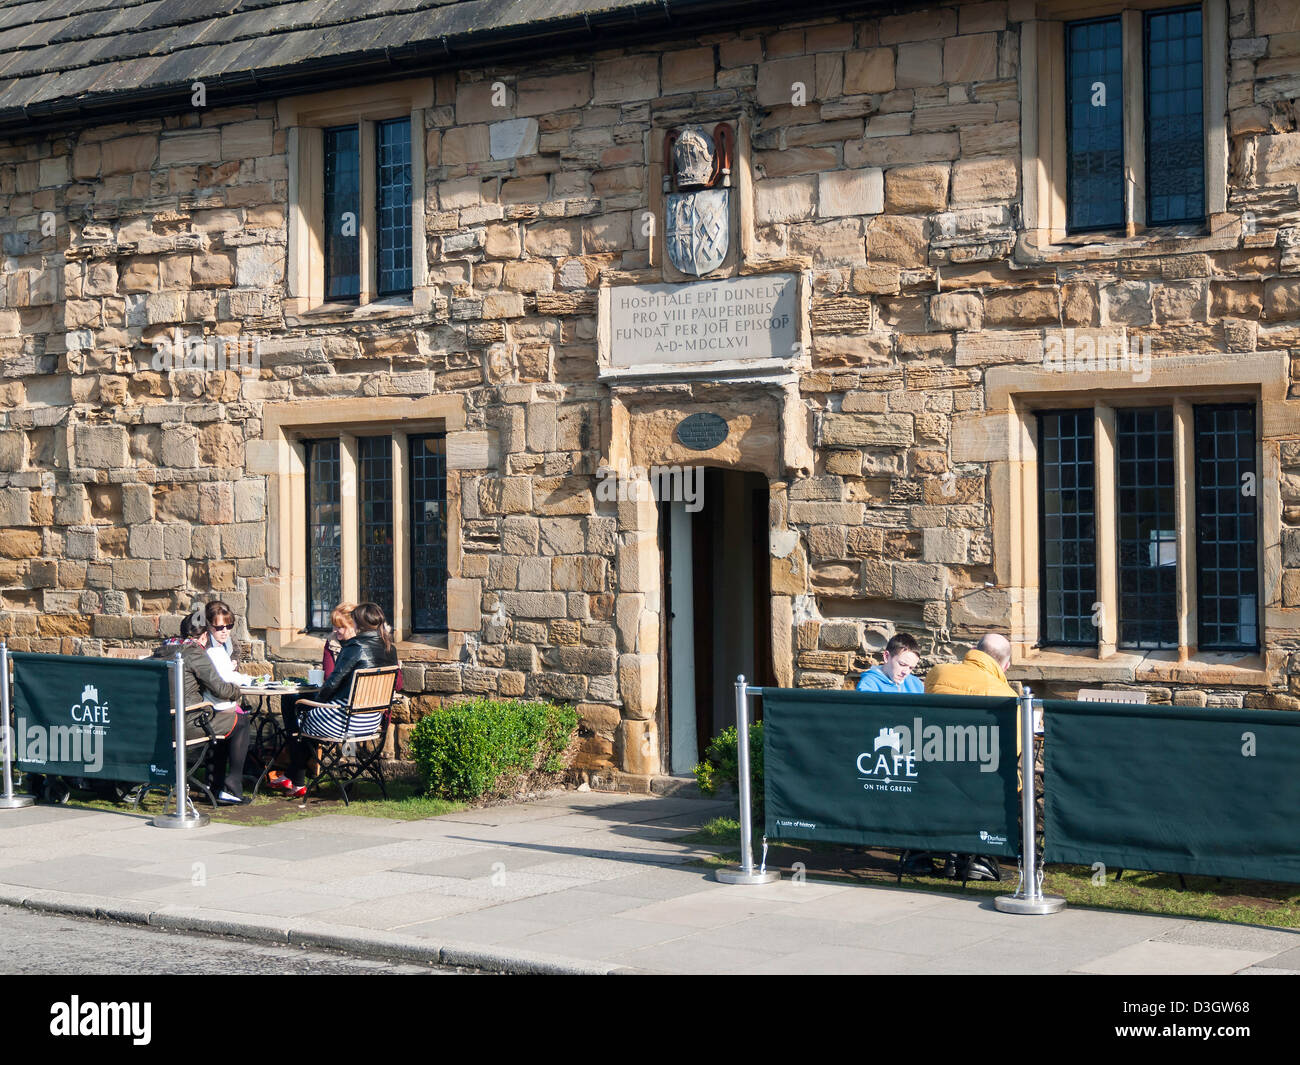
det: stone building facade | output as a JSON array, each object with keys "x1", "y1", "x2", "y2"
[{"x1": 1, "y1": 0, "x2": 1299, "y2": 785}]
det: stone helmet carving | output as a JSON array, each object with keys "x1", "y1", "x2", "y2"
[{"x1": 672, "y1": 126, "x2": 716, "y2": 190}]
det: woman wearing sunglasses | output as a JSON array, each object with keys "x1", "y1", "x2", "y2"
[
  {"x1": 202, "y1": 600, "x2": 256, "y2": 801},
  {"x1": 204, "y1": 600, "x2": 254, "y2": 691}
]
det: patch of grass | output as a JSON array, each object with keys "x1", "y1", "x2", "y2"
[
  {"x1": 60, "y1": 791, "x2": 314, "y2": 826},
  {"x1": 679, "y1": 816, "x2": 741, "y2": 845},
  {"x1": 304, "y1": 778, "x2": 466, "y2": 820},
  {"x1": 52, "y1": 778, "x2": 465, "y2": 826},
  {"x1": 1042, "y1": 865, "x2": 1300, "y2": 928},
  {"x1": 689, "y1": 826, "x2": 1300, "y2": 927}
]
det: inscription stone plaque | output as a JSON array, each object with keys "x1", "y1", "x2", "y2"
[
  {"x1": 675, "y1": 412, "x2": 729, "y2": 451},
  {"x1": 608, "y1": 274, "x2": 798, "y2": 368}
]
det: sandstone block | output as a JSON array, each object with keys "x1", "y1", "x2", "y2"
[
  {"x1": 74, "y1": 425, "x2": 128, "y2": 468},
  {"x1": 662, "y1": 47, "x2": 715, "y2": 93},
  {"x1": 755, "y1": 176, "x2": 816, "y2": 224},
  {"x1": 199, "y1": 423, "x2": 243, "y2": 467},
  {"x1": 896, "y1": 41, "x2": 943, "y2": 89},
  {"x1": 594, "y1": 55, "x2": 659, "y2": 103},
  {"x1": 849, "y1": 132, "x2": 959, "y2": 168},
  {"x1": 503, "y1": 591, "x2": 568, "y2": 618},
  {"x1": 221, "y1": 119, "x2": 274, "y2": 159},
  {"x1": 618, "y1": 653, "x2": 658, "y2": 720},
  {"x1": 844, "y1": 48, "x2": 895, "y2": 94},
  {"x1": 0, "y1": 431, "x2": 24, "y2": 472},
  {"x1": 756, "y1": 56, "x2": 817, "y2": 107},
  {"x1": 159, "y1": 130, "x2": 219, "y2": 165},
  {"x1": 818, "y1": 167, "x2": 884, "y2": 218},
  {"x1": 892, "y1": 562, "x2": 946, "y2": 601},
  {"x1": 615, "y1": 719, "x2": 660, "y2": 775},
  {"x1": 502, "y1": 515, "x2": 540, "y2": 555},
  {"x1": 235, "y1": 245, "x2": 283, "y2": 288},
  {"x1": 478, "y1": 476, "x2": 532, "y2": 514},
  {"x1": 944, "y1": 33, "x2": 998, "y2": 83},
  {"x1": 930, "y1": 292, "x2": 983, "y2": 331},
  {"x1": 821, "y1": 412, "x2": 914, "y2": 448},
  {"x1": 447, "y1": 577, "x2": 481, "y2": 631},
  {"x1": 984, "y1": 287, "x2": 1058, "y2": 326},
  {"x1": 866, "y1": 214, "x2": 927, "y2": 268},
  {"x1": 884, "y1": 163, "x2": 949, "y2": 212},
  {"x1": 101, "y1": 135, "x2": 157, "y2": 175},
  {"x1": 1102, "y1": 281, "x2": 1153, "y2": 326},
  {"x1": 120, "y1": 483, "x2": 153, "y2": 524},
  {"x1": 950, "y1": 156, "x2": 1017, "y2": 206}
]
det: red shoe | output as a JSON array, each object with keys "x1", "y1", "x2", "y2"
[
  {"x1": 267, "y1": 775, "x2": 295, "y2": 792},
  {"x1": 291, "y1": 785, "x2": 307, "y2": 799}
]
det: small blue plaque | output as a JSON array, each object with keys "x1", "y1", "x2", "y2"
[{"x1": 675, "y1": 412, "x2": 729, "y2": 451}]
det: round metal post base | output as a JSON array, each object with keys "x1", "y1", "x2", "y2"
[
  {"x1": 0, "y1": 794, "x2": 34, "y2": 809},
  {"x1": 715, "y1": 868, "x2": 780, "y2": 885},
  {"x1": 994, "y1": 893, "x2": 1066, "y2": 915},
  {"x1": 151, "y1": 811, "x2": 210, "y2": 830}
]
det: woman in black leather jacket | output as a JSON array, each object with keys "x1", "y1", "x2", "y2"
[{"x1": 281, "y1": 602, "x2": 400, "y2": 797}]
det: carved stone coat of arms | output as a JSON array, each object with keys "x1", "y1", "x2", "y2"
[{"x1": 664, "y1": 123, "x2": 734, "y2": 276}]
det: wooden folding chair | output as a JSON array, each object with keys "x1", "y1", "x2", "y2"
[
  {"x1": 133, "y1": 702, "x2": 222, "y2": 811},
  {"x1": 288, "y1": 666, "x2": 399, "y2": 806}
]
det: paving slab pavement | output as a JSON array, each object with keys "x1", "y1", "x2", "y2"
[{"x1": 0, "y1": 791, "x2": 1297, "y2": 976}]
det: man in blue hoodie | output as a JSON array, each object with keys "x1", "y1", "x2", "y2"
[{"x1": 856, "y1": 632, "x2": 923, "y2": 694}]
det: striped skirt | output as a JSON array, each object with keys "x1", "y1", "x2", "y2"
[{"x1": 300, "y1": 701, "x2": 384, "y2": 742}]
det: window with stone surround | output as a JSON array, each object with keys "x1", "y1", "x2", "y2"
[
  {"x1": 1035, "y1": 400, "x2": 1258, "y2": 655},
  {"x1": 1020, "y1": 0, "x2": 1227, "y2": 248},
  {"x1": 300, "y1": 431, "x2": 447, "y2": 636},
  {"x1": 281, "y1": 81, "x2": 429, "y2": 316}
]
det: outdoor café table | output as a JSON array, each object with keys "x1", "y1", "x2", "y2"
[{"x1": 239, "y1": 681, "x2": 318, "y2": 794}]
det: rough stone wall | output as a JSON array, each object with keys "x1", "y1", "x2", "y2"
[{"x1": 1, "y1": 0, "x2": 1300, "y2": 779}]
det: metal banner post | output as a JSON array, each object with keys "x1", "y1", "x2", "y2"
[
  {"x1": 151, "y1": 651, "x2": 208, "y2": 830},
  {"x1": 0, "y1": 640, "x2": 33, "y2": 810},
  {"x1": 995, "y1": 687, "x2": 1064, "y2": 915},
  {"x1": 716, "y1": 675, "x2": 779, "y2": 885}
]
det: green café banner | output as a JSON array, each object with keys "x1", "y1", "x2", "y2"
[
  {"x1": 1043, "y1": 699, "x2": 1300, "y2": 884},
  {"x1": 763, "y1": 688, "x2": 1020, "y2": 856},
  {"x1": 10, "y1": 652, "x2": 177, "y2": 785}
]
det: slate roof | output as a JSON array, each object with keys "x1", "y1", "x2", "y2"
[{"x1": 0, "y1": 0, "x2": 876, "y2": 136}]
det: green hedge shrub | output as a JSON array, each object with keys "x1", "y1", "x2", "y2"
[
  {"x1": 409, "y1": 698, "x2": 579, "y2": 802},
  {"x1": 693, "y1": 721, "x2": 764, "y2": 823}
]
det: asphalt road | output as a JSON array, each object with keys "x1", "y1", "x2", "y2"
[{"x1": 0, "y1": 906, "x2": 470, "y2": 975}]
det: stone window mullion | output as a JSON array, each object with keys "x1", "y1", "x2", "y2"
[
  {"x1": 391, "y1": 433, "x2": 409, "y2": 638},
  {"x1": 1094, "y1": 404, "x2": 1119, "y2": 656},
  {"x1": 340, "y1": 433, "x2": 360, "y2": 603},
  {"x1": 1173, "y1": 399, "x2": 1198, "y2": 654},
  {"x1": 1122, "y1": 8, "x2": 1146, "y2": 235},
  {"x1": 359, "y1": 119, "x2": 376, "y2": 305}
]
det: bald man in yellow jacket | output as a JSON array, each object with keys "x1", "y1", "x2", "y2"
[
  {"x1": 924, "y1": 634, "x2": 1017, "y2": 698},
  {"x1": 925, "y1": 632, "x2": 1021, "y2": 759},
  {"x1": 923, "y1": 634, "x2": 1021, "y2": 882}
]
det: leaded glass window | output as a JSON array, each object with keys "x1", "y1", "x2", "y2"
[
  {"x1": 357, "y1": 436, "x2": 394, "y2": 622},
  {"x1": 306, "y1": 440, "x2": 342, "y2": 632},
  {"x1": 1194, "y1": 405, "x2": 1258, "y2": 651},
  {"x1": 1039, "y1": 411, "x2": 1098, "y2": 646},
  {"x1": 410, "y1": 434, "x2": 448, "y2": 633},
  {"x1": 1146, "y1": 6, "x2": 1204, "y2": 225},
  {"x1": 1066, "y1": 17, "x2": 1123, "y2": 232},
  {"x1": 1116, "y1": 408, "x2": 1178, "y2": 650},
  {"x1": 324, "y1": 124, "x2": 360, "y2": 300},
  {"x1": 376, "y1": 117, "x2": 413, "y2": 297}
]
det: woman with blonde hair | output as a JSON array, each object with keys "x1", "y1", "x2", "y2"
[
  {"x1": 322, "y1": 601, "x2": 356, "y2": 678},
  {"x1": 278, "y1": 602, "x2": 401, "y2": 798}
]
